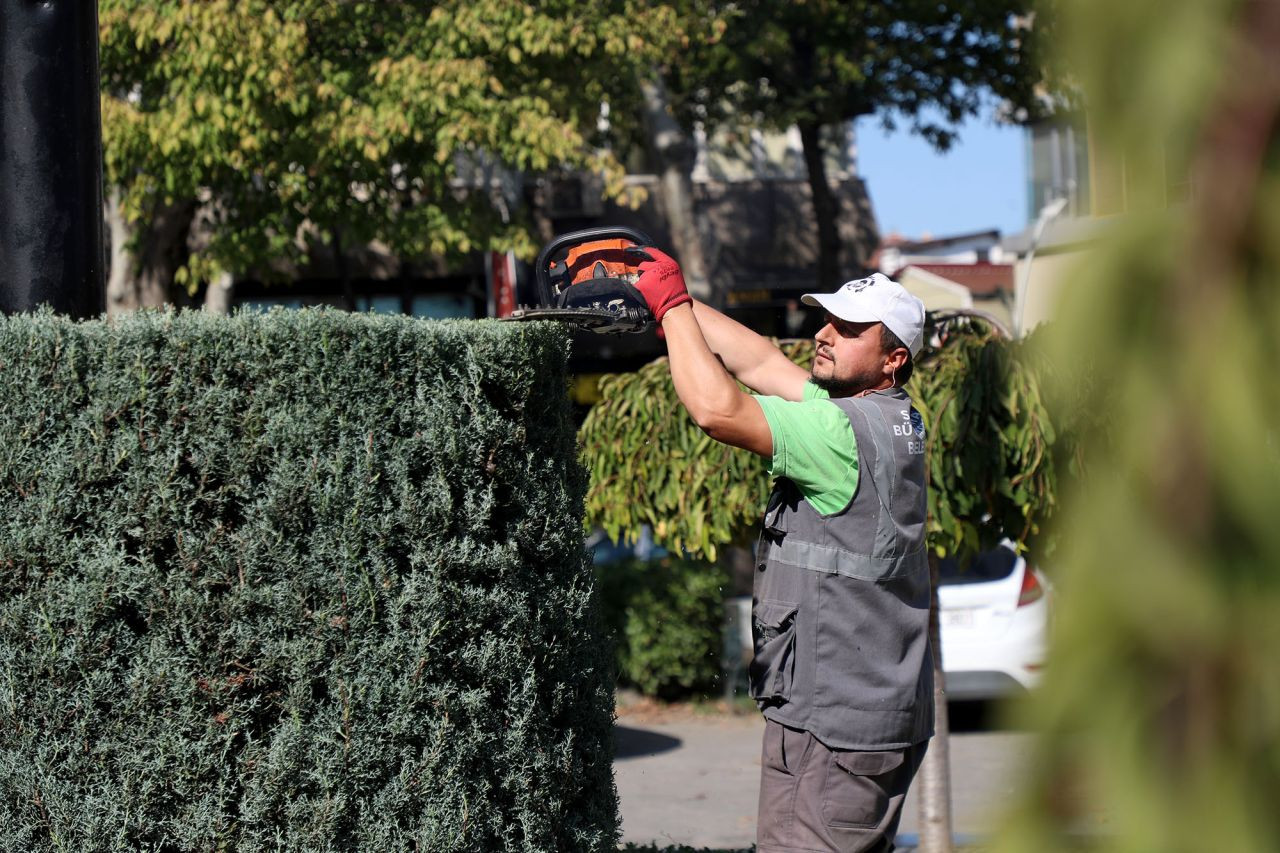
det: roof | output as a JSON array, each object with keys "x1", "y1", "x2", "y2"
[
  {"x1": 891, "y1": 262, "x2": 1014, "y2": 295},
  {"x1": 881, "y1": 229, "x2": 1002, "y2": 253}
]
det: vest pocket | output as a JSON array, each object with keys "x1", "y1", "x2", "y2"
[{"x1": 749, "y1": 600, "x2": 799, "y2": 702}]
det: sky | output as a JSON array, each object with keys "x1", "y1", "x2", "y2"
[{"x1": 855, "y1": 114, "x2": 1029, "y2": 241}]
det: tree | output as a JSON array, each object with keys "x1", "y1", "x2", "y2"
[
  {"x1": 98, "y1": 1, "x2": 681, "y2": 312},
  {"x1": 662, "y1": 0, "x2": 1049, "y2": 289},
  {"x1": 639, "y1": 73, "x2": 716, "y2": 304},
  {"x1": 907, "y1": 316, "x2": 1079, "y2": 851}
]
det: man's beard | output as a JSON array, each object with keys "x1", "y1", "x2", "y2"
[{"x1": 810, "y1": 363, "x2": 882, "y2": 397}]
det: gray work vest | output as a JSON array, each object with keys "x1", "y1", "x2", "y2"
[{"x1": 749, "y1": 387, "x2": 935, "y2": 750}]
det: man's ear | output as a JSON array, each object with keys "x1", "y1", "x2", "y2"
[{"x1": 883, "y1": 347, "x2": 908, "y2": 376}]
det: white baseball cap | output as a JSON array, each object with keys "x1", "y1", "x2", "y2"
[{"x1": 801, "y1": 273, "x2": 925, "y2": 357}]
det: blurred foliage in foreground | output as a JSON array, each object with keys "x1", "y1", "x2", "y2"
[
  {"x1": 579, "y1": 323, "x2": 1080, "y2": 568},
  {"x1": 990, "y1": 1, "x2": 1280, "y2": 851}
]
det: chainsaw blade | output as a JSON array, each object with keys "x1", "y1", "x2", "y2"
[{"x1": 503, "y1": 306, "x2": 654, "y2": 334}]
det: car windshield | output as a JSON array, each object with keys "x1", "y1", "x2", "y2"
[{"x1": 938, "y1": 544, "x2": 1018, "y2": 584}]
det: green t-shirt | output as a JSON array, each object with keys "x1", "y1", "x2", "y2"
[{"x1": 753, "y1": 381, "x2": 858, "y2": 515}]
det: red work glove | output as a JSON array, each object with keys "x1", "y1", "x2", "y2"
[{"x1": 634, "y1": 247, "x2": 692, "y2": 323}]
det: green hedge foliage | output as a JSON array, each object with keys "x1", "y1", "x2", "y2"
[
  {"x1": 596, "y1": 556, "x2": 729, "y2": 700},
  {"x1": 0, "y1": 309, "x2": 616, "y2": 851}
]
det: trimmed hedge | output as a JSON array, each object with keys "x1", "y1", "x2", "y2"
[{"x1": 0, "y1": 309, "x2": 616, "y2": 851}]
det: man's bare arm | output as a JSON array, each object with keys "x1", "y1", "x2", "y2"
[
  {"x1": 661, "y1": 303, "x2": 773, "y2": 457},
  {"x1": 691, "y1": 301, "x2": 809, "y2": 401}
]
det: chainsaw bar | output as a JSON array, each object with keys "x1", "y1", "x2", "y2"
[{"x1": 504, "y1": 305, "x2": 654, "y2": 334}]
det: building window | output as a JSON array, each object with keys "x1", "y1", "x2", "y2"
[{"x1": 1027, "y1": 118, "x2": 1090, "y2": 218}]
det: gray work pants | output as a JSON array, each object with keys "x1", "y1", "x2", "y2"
[{"x1": 757, "y1": 719, "x2": 928, "y2": 853}]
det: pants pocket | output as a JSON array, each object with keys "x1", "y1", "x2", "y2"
[
  {"x1": 748, "y1": 600, "x2": 798, "y2": 702},
  {"x1": 822, "y1": 747, "x2": 907, "y2": 829},
  {"x1": 760, "y1": 719, "x2": 815, "y2": 776}
]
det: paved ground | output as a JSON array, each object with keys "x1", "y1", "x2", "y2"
[{"x1": 613, "y1": 699, "x2": 1033, "y2": 850}]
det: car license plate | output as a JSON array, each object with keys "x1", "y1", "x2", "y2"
[{"x1": 944, "y1": 608, "x2": 977, "y2": 628}]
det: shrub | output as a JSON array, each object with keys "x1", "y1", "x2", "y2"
[
  {"x1": 0, "y1": 309, "x2": 616, "y2": 851},
  {"x1": 596, "y1": 556, "x2": 729, "y2": 700}
]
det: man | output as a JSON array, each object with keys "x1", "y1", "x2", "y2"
[{"x1": 631, "y1": 249, "x2": 934, "y2": 853}]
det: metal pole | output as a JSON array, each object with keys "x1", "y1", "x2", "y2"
[
  {"x1": 1013, "y1": 196, "x2": 1068, "y2": 338},
  {"x1": 0, "y1": 1, "x2": 106, "y2": 318}
]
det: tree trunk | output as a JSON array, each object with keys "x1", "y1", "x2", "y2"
[
  {"x1": 918, "y1": 552, "x2": 955, "y2": 852},
  {"x1": 797, "y1": 119, "x2": 843, "y2": 291},
  {"x1": 203, "y1": 270, "x2": 234, "y2": 315},
  {"x1": 105, "y1": 187, "x2": 194, "y2": 316},
  {"x1": 639, "y1": 74, "x2": 717, "y2": 307},
  {"x1": 105, "y1": 188, "x2": 137, "y2": 316}
]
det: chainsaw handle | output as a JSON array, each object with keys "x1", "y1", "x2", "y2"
[{"x1": 534, "y1": 226, "x2": 654, "y2": 306}]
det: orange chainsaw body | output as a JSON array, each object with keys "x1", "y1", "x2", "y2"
[
  {"x1": 505, "y1": 227, "x2": 656, "y2": 334},
  {"x1": 551, "y1": 239, "x2": 644, "y2": 286}
]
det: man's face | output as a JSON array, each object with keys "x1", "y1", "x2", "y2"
[{"x1": 811, "y1": 313, "x2": 892, "y2": 396}]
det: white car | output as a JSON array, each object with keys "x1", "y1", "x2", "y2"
[
  {"x1": 937, "y1": 542, "x2": 1050, "y2": 700},
  {"x1": 599, "y1": 528, "x2": 1050, "y2": 703}
]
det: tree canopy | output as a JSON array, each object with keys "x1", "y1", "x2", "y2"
[
  {"x1": 673, "y1": 0, "x2": 1046, "y2": 146},
  {"x1": 98, "y1": 2, "x2": 1049, "y2": 303},
  {"x1": 98, "y1": 1, "x2": 679, "y2": 294},
  {"x1": 660, "y1": 0, "x2": 1049, "y2": 287}
]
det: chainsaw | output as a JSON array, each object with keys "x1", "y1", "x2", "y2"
[{"x1": 504, "y1": 226, "x2": 656, "y2": 334}]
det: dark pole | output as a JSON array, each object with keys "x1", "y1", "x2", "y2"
[{"x1": 0, "y1": 1, "x2": 106, "y2": 318}]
